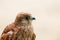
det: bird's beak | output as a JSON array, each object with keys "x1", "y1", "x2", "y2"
[{"x1": 31, "y1": 17, "x2": 36, "y2": 20}]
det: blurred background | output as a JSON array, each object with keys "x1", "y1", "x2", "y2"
[{"x1": 0, "y1": 0, "x2": 60, "y2": 40}]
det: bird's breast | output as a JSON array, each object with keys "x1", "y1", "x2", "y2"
[{"x1": 15, "y1": 25, "x2": 34, "y2": 40}]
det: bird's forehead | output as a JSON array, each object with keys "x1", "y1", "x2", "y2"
[
  {"x1": 23, "y1": 13, "x2": 31, "y2": 16},
  {"x1": 18, "y1": 13, "x2": 31, "y2": 17}
]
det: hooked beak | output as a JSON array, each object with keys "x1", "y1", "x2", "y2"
[{"x1": 31, "y1": 17, "x2": 36, "y2": 20}]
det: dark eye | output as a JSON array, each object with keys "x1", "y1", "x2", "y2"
[{"x1": 25, "y1": 16, "x2": 30, "y2": 20}]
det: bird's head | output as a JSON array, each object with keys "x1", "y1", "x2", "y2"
[{"x1": 15, "y1": 12, "x2": 35, "y2": 25}]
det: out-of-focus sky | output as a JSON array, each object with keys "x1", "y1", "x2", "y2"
[{"x1": 0, "y1": 0, "x2": 60, "y2": 40}]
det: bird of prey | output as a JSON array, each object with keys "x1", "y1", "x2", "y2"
[{"x1": 0, "y1": 12, "x2": 36, "y2": 40}]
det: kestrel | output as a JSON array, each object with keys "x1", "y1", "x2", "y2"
[{"x1": 0, "y1": 12, "x2": 36, "y2": 40}]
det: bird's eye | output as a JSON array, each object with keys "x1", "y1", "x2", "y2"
[{"x1": 25, "y1": 16, "x2": 30, "y2": 20}]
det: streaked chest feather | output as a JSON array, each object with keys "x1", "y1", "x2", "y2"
[{"x1": 14, "y1": 25, "x2": 33, "y2": 40}]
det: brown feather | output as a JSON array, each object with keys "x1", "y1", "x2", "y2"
[{"x1": 0, "y1": 12, "x2": 36, "y2": 40}]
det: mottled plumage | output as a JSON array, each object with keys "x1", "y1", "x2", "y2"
[{"x1": 0, "y1": 12, "x2": 36, "y2": 40}]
